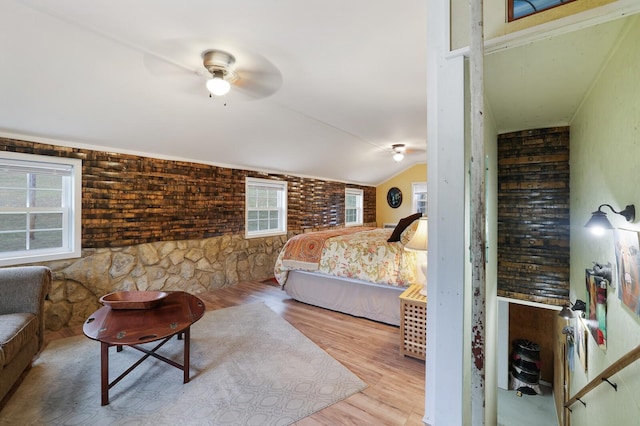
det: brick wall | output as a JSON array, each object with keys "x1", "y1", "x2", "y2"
[
  {"x1": 497, "y1": 127, "x2": 570, "y2": 305},
  {"x1": 1, "y1": 137, "x2": 376, "y2": 248}
]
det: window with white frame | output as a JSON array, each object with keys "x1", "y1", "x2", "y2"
[
  {"x1": 245, "y1": 177, "x2": 287, "y2": 238},
  {"x1": 345, "y1": 188, "x2": 363, "y2": 226},
  {"x1": 0, "y1": 152, "x2": 82, "y2": 266},
  {"x1": 412, "y1": 182, "x2": 427, "y2": 216}
]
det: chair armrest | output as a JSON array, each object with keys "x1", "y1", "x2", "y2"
[
  {"x1": 0, "y1": 266, "x2": 51, "y2": 351},
  {"x1": 0, "y1": 266, "x2": 51, "y2": 316}
]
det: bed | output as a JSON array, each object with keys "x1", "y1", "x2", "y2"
[{"x1": 274, "y1": 215, "x2": 423, "y2": 326}]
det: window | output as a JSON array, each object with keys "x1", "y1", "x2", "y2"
[
  {"x1": 412, "y1": 182, "x2": 427, "y2": 216},
  {"x1": 508, "y1": 0, "x2": 576, "y2": 22},
  {"x1": 0, "y1": 152, "x2": 82, "y2": 266},
  {"x1": 245, "y1": 177, "x2": 287, "y2": 238},
  {"x1": 345, "y1": 188, "x2": 363, "y2": 226}
]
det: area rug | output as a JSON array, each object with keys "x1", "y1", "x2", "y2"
[{"x1": 0, "y1": 303, "x2": 366, "y2": 425}]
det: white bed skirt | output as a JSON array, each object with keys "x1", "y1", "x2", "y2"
[{"x1": 283, "y1": 270, "x2": 405, "y2": 326}]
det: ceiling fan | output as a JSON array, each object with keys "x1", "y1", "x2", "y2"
[
  {"x1": 198, "y1": 48, "x2": 282, "y2": 101},
  {"x1": 390, "y1": 143, "x2": 426, "y2": 162},
  {"x1": 143, "y1": 45, "x2": 283, "y2": 102}
]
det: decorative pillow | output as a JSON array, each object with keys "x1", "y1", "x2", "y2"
[{"x1": 387, "y1": 212, "x2": 422, "y2": 242}]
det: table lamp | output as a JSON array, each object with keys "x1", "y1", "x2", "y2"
[{"x1": 404, "y1": 217, "x2": 428, "y2": 296}]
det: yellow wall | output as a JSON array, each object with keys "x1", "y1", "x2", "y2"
[{"x1": 376, "y1": 164, "x2": 427, "y2": 227}]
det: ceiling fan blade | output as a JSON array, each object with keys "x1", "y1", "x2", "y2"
[
  {"x1": 231, "y1": 50, "x2": 282, "y2": 100},
  {"x1": 233, "y1": 69, "x2": 283, "y2": 100},
  {"x1": 141, "y1": 40, "x2": 284, "y2": 102},
  {"x1": 405, "y1": 147, "x2": 427, "y2": 155}
]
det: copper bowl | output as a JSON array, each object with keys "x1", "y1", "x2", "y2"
[{"x1": 99, "y1": 291, "x2": 168, "y2": 310}]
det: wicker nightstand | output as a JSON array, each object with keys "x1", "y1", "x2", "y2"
[{"x1": 399, "y1": 284, "x2": 427, "y2": 360}]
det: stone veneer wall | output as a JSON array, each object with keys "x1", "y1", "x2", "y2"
[
  {"x1": 41, "y1": 235, "x2": 285, "y2": 330},
  {"x1": 1, "y1": 137, "x2": 376, "y2": 330}
]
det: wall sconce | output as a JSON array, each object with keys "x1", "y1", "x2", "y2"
[
  {"x1": 584, "y1": 204, "x2": 635, "y2": 236},
  {"x1": 573, "y1": 299, "x2": 587, "y2": 316},
  {"x1": 559, "y1": 304, "x2": 573, "y2": 319},
  {"x1": 558, "y1": 299, "x2": 587, "y2": 319},
  {"x1": 562, "y1": 325, "x2": 574, "y2": 344},
  {"x1": 589, "y1": 261, "x2": 614, "y2": 289}
]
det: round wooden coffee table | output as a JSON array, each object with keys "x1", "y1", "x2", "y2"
[{"x1": 83, "y1": 291, "x2": 206, "y2": 405}]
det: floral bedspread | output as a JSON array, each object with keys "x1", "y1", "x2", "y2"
[
  {"x1": 274, "y1": 227, "x2": 418, "y2": 288},
  {"x1": 280, "y1": 227, "x2": 372, "y2": 271}
]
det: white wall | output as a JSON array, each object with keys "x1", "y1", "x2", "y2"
[
  {"x1": 425, "y1": 0, "x2": 467, "y2": 424},
  {"x1": 425, "y1": 0, "x2": 500, "y2": 423},
  {"x1": 568, "y1": 15, "x2": 640, "y2": 425}
]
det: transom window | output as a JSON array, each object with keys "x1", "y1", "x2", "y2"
[
  {"x1": 508, "y1": 0, "x2": 576, "y2": 22},
  {"x1": 345, "y1": 188, "x2": 363, "y2": 226},
  {"x1": 245, "y1": 177, "x2": 287, "y2": 238},
  {"x1": 0, "y1": 152, "x2": 82, "y2": 266}
]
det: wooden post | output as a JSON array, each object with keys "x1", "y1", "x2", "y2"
[{"x1": 469, "y1": 0, "x2": 486, "y2": 424}]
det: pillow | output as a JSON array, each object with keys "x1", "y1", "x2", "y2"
[{"x1": 387, "y1": 213, "x2": 422, "y2": 242}]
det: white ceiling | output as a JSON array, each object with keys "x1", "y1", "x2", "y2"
[
  {"x1": 0, "y1": 0, "x2": 428, "y2": 186},
  {"x1": 0, "y1": 1, "x2": 633, "y2": 186},
  {"x1": 485, "y1": 15, "x2": 632, "y2": 133}
]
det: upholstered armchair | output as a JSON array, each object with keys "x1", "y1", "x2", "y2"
[{"x1": 0, "y1": 266, "x2": 51, "y2": 403}]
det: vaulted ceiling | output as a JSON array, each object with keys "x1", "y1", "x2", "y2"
[
  {"x1": 0, "y1": 1, "x2": 633, "y2": 186},
  {"x1": 0, "y1": 0, "x2": 427, "y2": 186}
]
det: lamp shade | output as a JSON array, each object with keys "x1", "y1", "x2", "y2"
[
  {"x1": 584, "y1": 210, "x2": 614, "y2": 236},
  {"x1": 206, "y1": 75, "x2": 231, "y2": 96},
  {"x1": 405, "y1": 217, "x2": 428, "y2": 251},
  {"x1": 558, "y1": 305, "x2": 573, "y2": 319}
]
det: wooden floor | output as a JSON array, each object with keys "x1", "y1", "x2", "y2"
[{"x1": 45, "y1": 280, "x2": 426, "y2": 425}]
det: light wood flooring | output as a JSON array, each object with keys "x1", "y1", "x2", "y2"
[{"x1": 45, "y1": 280, "x2": 426, "y2": 426}]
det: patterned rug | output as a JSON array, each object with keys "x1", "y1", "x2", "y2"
[{"x1": 0, "y1": 303, "x2": 366, "y2": 425}]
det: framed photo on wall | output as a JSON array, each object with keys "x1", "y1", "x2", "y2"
[
  {"x1": 386, "y1": 187, "x2": 402, "y2": 208},
  {"x1": 585, "y1": 268, "x2": 607, "y2": 349},
  {"x1": 613, "y1": 229, "x2": 640, "y2": 317}
]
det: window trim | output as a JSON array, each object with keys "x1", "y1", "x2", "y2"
[
  {"x1": 345, "y1": 188, "x2": 364, "y2": 227},
  {"x1": 245, "y1": 177, "x2": 287, "y2": 239},
  {"x1": 0, "y1": 151, "x2": 82, "y2": 267},
  {"x1": 508, "y1": 0, "x2": 576, "y2": 22},
  {"x1": 412, "y1": 182, "x2": 427, "y2": 216}
]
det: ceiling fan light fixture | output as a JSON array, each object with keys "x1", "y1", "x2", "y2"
[
  {"x1": 206, "y1": 70, "x2": 231, "y2": 96},
  {"x1": 203, "y1": 50, "x2": 238, "y2": 97},
  {"x1": 392, "y1": 144, "x2": 406, "y2": 162}
]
